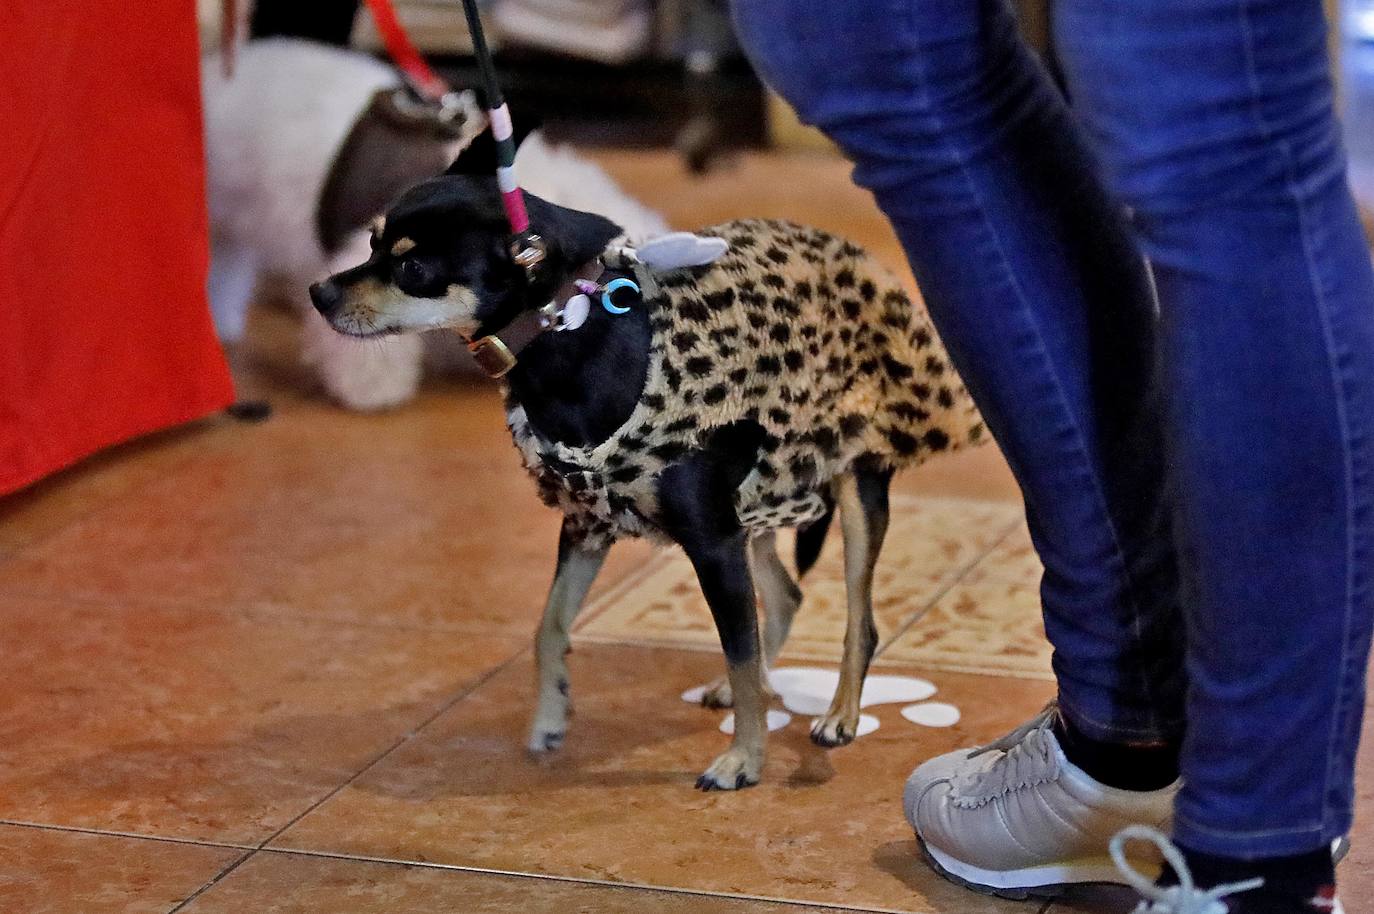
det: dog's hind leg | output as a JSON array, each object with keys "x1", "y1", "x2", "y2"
[
  {"x1": 699, "y1": 530, "x2": 801, "y2": 708},
  {"x1": 528, "y1": 518, "x2": 609, "y2": 754},
  {"x1": 756, "y1": 531, "x2": 804, "y2": 665},
  {"x1": 811, "y1": 460, "x2": 891, "y2": 747}
]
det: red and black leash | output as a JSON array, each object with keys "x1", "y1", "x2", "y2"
[
  {"x1": 364, "y1": 0, "x2": 546, "y2": 274},
  {"x1": 361, "y1": 0, "x2": 451, "y2": 101}
]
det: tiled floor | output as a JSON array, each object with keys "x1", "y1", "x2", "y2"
[{"x1": 1, "y1": 149, "x2": 1371, "y2": 913}]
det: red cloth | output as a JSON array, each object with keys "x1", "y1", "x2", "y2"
[{"x1": 0, "y1": 1, "x2": 234, "y2": 495}]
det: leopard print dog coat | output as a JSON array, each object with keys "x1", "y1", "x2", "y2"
[{"x1": 506, "y1": 219, "x2": 985, "y2": 549}]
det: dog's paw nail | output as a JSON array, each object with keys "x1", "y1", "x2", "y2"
[
  {"x1": 809, "y1": 718, "x2": 855, "y2": 748},
  {"x1": 698, "y1": 749, "x2": 761, "y2": 791}
]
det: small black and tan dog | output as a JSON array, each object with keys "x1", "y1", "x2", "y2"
[{"x1": 310, "y1": 136, "x2": 984, "y2": 790}]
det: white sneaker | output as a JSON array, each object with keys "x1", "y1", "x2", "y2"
[{"x1": 903, "y1": 704, "x2": 1179, "y2": 898}]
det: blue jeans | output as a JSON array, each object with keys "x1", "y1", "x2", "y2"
[{"x1": 732, "y1": 0, "x2": 1374, "y2": 858}]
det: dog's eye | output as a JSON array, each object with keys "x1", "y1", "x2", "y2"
[{"x1": 393, "y1": 257, "x2": 431, "y2": 288}]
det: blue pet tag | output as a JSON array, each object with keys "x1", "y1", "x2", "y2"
[{"x1": 600, "y1": 277, "x2": 639, "y2": 314}]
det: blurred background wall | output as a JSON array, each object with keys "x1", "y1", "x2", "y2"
[{"x1": 197, "y1": 0, "x2": 1371, "y2": 223}]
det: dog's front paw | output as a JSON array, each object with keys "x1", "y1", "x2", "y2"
[
  {"x1": 528, "y1": 705, "x2": 570, "y2": 755},
  {"x1": 528, "y1": 727, "x2": 567, "y2": 754},
  {"x1": 809, "y1": 713, "x2": 859, "y2": 748},
  {"x1": 695, "y1": 747, "x2": 762, "y2": 791}
]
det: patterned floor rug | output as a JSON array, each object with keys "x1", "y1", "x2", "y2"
[{"x1": 574, "y1": 496, "x2": 1054, "y2": 680}]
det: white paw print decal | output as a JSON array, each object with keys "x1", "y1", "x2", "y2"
[{"x1": 682, "y1": 666, "x2": 961, "y2": 737}]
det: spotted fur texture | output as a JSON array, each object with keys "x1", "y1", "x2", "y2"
[{"x1": 507, "y1": 219, "x2": 985, "y2": 548}]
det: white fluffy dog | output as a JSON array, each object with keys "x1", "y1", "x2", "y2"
[{"x1": 202, "y1": 38, "x2": 668, "y2": 410}]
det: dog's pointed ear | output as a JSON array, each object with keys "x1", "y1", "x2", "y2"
[
  {"x1": 525, "y1": 194, "x2": 623, "y2": 268},
  {"x1": 445, "y1": 114, "x2": 542, "y2": 176}
]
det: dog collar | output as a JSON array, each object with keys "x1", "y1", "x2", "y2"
[
  {"x1": 466, "y1": 260, "x2": 640, "y2": 378},
  {"x1": 467, "y1": 309, "x2": 549, "y2": 378},
  {"x1": 466, "y1": 234, "x2": 727, "y2": 378}
]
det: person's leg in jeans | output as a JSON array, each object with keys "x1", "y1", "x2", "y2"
[
  {"x1": 1053, "y1": 0, "x2": 1374, "y2": 884},
  {"x1": 733, "y1": 0, "x2": 1186, "y2": 888},
  {"x1": 732, "y1": 0, "x2": 1374, "y2": 904},
  {"x1": 733, "y1": 0, "x2": 1184, "y2": 744}
]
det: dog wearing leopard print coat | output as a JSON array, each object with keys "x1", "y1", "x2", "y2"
[{"x1": 310, "y1": 133, "x2": 985, "y2": 790}]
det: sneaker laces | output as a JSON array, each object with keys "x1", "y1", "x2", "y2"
[
  {"x1": 1111, "y1": 826, "x2": 1264, "y2": 914},
  {"x1": 954, "y1": 702, "x2": 1059, "y2": 802}
]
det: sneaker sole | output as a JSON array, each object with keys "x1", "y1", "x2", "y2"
[{"x1": 916, "y1": 835, "x2": 1161, "y2": 901}]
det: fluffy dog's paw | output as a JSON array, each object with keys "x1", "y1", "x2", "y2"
[
  {"x1": 699, "y1": 677, "x2": 733, "y2": 709},
  {"x1": 809, "y1": 713, "x2": 859, "y2": 748},
  {"x1": 695, "y1": 748, "x2": 762, "y2": 791}
]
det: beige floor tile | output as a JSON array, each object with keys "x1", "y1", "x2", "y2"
[
  {"x1": 0, "y1": 385, "x2": 652, "y2": 637},
  {"x1": 891, "y1": 444, "x2": 1022, "y2": 504},
  {"x1": 0, "y1": 418, "x2": 231, "y2": 561},
  {"x1": 0, "y1": 825, "x2": 240, "y2": 914},
  {"x1": 273, "y1": 644, "x2": 1053, "y2": 913},
  {"x1": 879, "y1": 522, "x2": 1050, "y2": 680},
  {"x1": 587, "y1": 149, "x2": 915, "y2": 283},
  {"x1": 878, "y1": 577, "x2": 1050, "y2": 680},
  {"x1": 0, "y1": 594, "x2": 521, "y2": 844},
  {"x1": 182, "y1": 850, "x2": 843, "y2": 913}
]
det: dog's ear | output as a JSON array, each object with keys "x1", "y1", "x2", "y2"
[
  {"x1": 525, "y1": 194, "x2": 623, "y2": 268},
  {"x1": 445, "y1": 114, "x2": 542, "y2": 176}
]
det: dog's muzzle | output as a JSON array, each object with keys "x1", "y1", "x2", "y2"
[{"x1": 309, "y1": 280, "x2": 343, "y2": 317}]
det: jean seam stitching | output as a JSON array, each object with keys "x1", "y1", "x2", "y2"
[
  {"x1": 1057, "y1": 693, "x2": 1182, "y2": 740},
  {"x1": 1237, "y1": 0, "x2": 1357, "y2": 839},
  {"x1": 1174, "y1": 812, "x2": 1325, "y2": 840}
]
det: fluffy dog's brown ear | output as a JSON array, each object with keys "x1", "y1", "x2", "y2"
[{"x1": 445, "y1": 115, "x2": 541, "y2": 176}]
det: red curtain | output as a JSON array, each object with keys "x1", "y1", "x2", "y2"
[{"x1": 0, "y1": 1, "x2": 234, "y2": 495}]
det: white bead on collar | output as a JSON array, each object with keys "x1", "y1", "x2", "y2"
[{"x1": 557, "y1": 291, "x2": 592, "y2": 330}]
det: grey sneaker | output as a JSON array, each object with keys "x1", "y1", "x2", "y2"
[{"x1": 904, "y1": 704, "x2": 1179, "y2": 898}]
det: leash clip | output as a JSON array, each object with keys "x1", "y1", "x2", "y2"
[{"x1": 511, "y1": 233, "x2": 547, "y2": 273}]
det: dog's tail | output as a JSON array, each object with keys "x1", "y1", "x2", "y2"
[{"x1": 795, "y1": 503, "x2": 834, "y2": 579}]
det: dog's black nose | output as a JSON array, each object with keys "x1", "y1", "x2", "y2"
[{"x1": 309, "y1": 280, "x2": 342, "y2": 316}]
